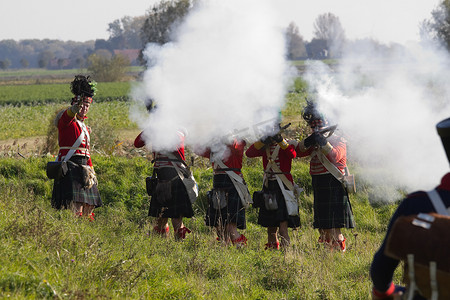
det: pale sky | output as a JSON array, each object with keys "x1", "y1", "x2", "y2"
[{"x1": 0, "y1": 0, "x2": 442, "y2": 45}]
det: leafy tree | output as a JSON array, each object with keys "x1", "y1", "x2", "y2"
[
  {"x1": 38, "y1": 50, "x2": 54, "y2": 68},
  {"x1": 313, "y1": 13, "x2": 346, "y2": 58},
  {"x1": 87, "y1": 53, "x2": 130, "y2": 82},
  {"x1": 95, "y1": 49, "x2": 113, "y2": 60},
  {"x1": 421, "y1": 0, "x2": 450, "y2": 50},
  {"x1": 57, "y1": 58, "x2": 66, "y2": 69},
  {"x1": 0, "y1": 40, "x2": 19, "y2": 68},
  {"x1": 20, "y1": 58, "x2": 29, "y2": 68},
  {"x1": 305, "y1": 38, "x2": 328, "y2": 59},
  {"x1": 0, "y1": 39, "x2": 93, "y2": 69},
  {"x1": 0, "y1": 59, "x2": 11, "y2": 70},
  {"x1": 68, "y1": 48, "x2": 86, "y2": 68},
  {"x1": 285, "y1": 22, "x2": 307, "y2": 60},
  {"x1": 141, "y1": 0, "x2": 192, "y2": 46},
  {"x1": 108, "y1": 16, "x2": 146, "y2": 49},
  {"x1": 95, "y1": 39, "x2": 112, "y2": 51},
  {"x1": 75, "y1": 57, "x2": 86, "y2": 69}
]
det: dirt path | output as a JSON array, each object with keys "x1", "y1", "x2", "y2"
[{"x1": 0, "y1": 129, "x2": 142, "y2": 157}]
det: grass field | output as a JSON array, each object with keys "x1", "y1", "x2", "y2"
[
  {"x1": 0, "y1": 81, "x2": 132, "y2": 106},
  {"x1": 0, "y1": 154, "x2": 402, "y2": 299},
  {"x1": 0, "y1": 71, "x2": 405, "y2": 299},
  {"x1": 0, "y1": 67, "x2": 144, "y2": 79}
]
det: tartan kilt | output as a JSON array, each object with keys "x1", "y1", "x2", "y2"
[
  {"x1": 205, "y1": 174, "x2": 246, "y2": 229},
  {"x1": 312, "y1": 173, "x2": 355, "y2": 229},
  {"x1": 51, "y1": 157, "x2": 102, "y2": 210},
  {"x1": 257, "y1": 180, "x2": 300, "y2": 228},
  {"x1": 149, "y1": 167, "x2": 194, "y2": 218}
]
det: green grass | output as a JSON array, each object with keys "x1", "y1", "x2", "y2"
[
  {"x1": 0, "y1": 67, "x2": 144, "y2": 79},
  {"x1": 0, "y1": 81, "x2": 132, "y2": 106},
  {"x1": 0, "y1": 155, "x2": 402, "y2": 299},
  {"x1": 0, "y1": 77, "x2": 308, "y2": 141},
  {"x1": 0, "y1": 101, "x2": 138, "y2": 140},
  {"x1": 0, "y1": 80, "x2": 406, "y2": 298},
  {"x1": 0, "y1": 68, "x2": 90, "y2": 78}
]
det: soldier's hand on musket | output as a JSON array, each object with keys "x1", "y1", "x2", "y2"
[
  {"x1": 70, "y1": 96, "x2": 83, "y2": 115},
  {"x1": 315, "y1": 133, "x2": 327, "y2": 147},
  {"x1": 260, "y1": 136, "x2": 273, "y2": 145},
  {"x1": 303, "y1": 133, "x2": 317, "y2": 148},
  {"x1": 272, "y1": 133, "x2": 283, "y2": 143}
]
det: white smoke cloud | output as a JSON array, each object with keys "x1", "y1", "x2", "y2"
[
  {"x1": 304, "y1": 42, "x2": 450, "y2": 203},
  {"x1": 130, "y1": 0, "x2": 296, "y2": 155}
]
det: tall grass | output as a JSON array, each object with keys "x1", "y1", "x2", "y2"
[
  {"x1": 0, "y1": 101, "x2": 138, "y2": 140},
  {"x1": 0, "y1": 76, "x2": 407, "y2": 298},
  {"x1": 0, "y1": 155, "x2": 403, "y2": 299}
]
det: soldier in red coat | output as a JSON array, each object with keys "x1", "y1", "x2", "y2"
[
  {"x1": 196, "y1": 138, "x2": 250, "y2": 248},
  {"x1": 51, "y1": 75, "x2": 102, "y2": 220},
  {"x1": 135, "y1": 124, "x2": 196, "y2": 240},
  {"x1": 246, "y1": 127, "x2": 300, "y2": 250},
  {"x1": 295, "y1": 101, "x2": 354, "y2": 252}
]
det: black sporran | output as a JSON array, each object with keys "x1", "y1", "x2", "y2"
[
  {"x1": 208, "y1": 189, "x2": 228, "y2": 210},
  {"x1": 80, "y1": 165, "x2": 90, "y2": 187},
  {"x1": 80, "y1": 165, "x2": 97, "y2": 189},
  {"x1": 155, "y1": 180, "x2": 172, "y2": 205},
  {"x1": 263, "y1": 192, "x2": 278, "y2": 211}
]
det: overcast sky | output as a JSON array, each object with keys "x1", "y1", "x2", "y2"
[{"x1": 0, "y1": 0, "x2": 442, "y2": 45}]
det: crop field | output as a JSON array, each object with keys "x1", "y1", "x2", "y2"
[
  {"x1": 0, "y1": 67, "x2": 143, "y2": 79},
  {"x1": 0, "y1": 81, "x2": 132, "y2": 106},
  {"x1": 0, "y1": 74, "x2": 404, "y2": 299}
]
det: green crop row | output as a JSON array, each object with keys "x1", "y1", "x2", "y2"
[
  {"x1": 0, "y1": 82, "x2": 132, "y2": 106},
  {"x1": 0, "y1": 67, "x2": 144, "y2": 79}
]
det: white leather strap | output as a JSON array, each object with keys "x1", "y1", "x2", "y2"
[
  {"x1": 314, "y1": 150, "x2": 345, "y2": 182},
  {"x1": 215, "y1": 159, "x2": 251, "y2": 207},
  {"x1": 58, "y1": 130, "x2": 85, "y2": 162},
  {"x1": 427, "y1": 189, "x2": 449, "y2": 216}
]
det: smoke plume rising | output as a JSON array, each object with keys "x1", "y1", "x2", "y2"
[
  {"x1": 130, "y1": 0, "x2": 295, "y2": 157},
  {"x1": 304, "y1": 42, "x2": 450, "y2": 203}
]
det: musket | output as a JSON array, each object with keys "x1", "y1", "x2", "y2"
[
  {"x1": 279, "y1": 122, "x2": 292, "y2": 133},
  {"x1": 271, "y1": 122, "x2": 291, "y2": 138},
  {"x1": 259, "y1": 123, "x2": 292, "y2": 144},
  {"x1": 316, "y1": 124, "x2": 338, "y2": 137}
]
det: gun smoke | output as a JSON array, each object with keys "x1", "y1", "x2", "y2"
[
  {"x1": 129, "y1": 0, "x2": 449, "y2": 203},
  {"x1": 130, "y1": 0, "x2": 295, "y2": 158},
  {"x1": 304, "y1": 42, "x2": 450, "y2": 203}
]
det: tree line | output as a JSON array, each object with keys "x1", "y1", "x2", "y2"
[{"x1": 0, "y1": 0, "x2": 448, "y2": 76}]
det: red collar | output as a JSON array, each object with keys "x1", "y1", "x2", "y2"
[{"x1": 438, "y1": 173, "x2": 450, "y2": 190}]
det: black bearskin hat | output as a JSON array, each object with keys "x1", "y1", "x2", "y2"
[
  {"x1": 70, "y1": 75, "x2": 97, "y2": 98},
  {"x1": 302, "y1": 100, "x2": 327, "y2": 126},
  {"x1": 436, "y1": 117, "x2": 450, "y2": 164}
]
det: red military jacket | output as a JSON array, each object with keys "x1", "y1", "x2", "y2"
[
  {"x1": 246, "y1": 142, "x2": 296, "y2": 183},
  {"x1": 295, "y1": 135, "x2": 347, "y2": 175},
  {"x1": 197, "y1": 139, "x2": 246, "y2": 176},
  {"x1": 56, "y1": 109, "x2": 92, "y2": 167},
  {"x1": 134, "y1": 130, "x2": 186, "y2": 168}
]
